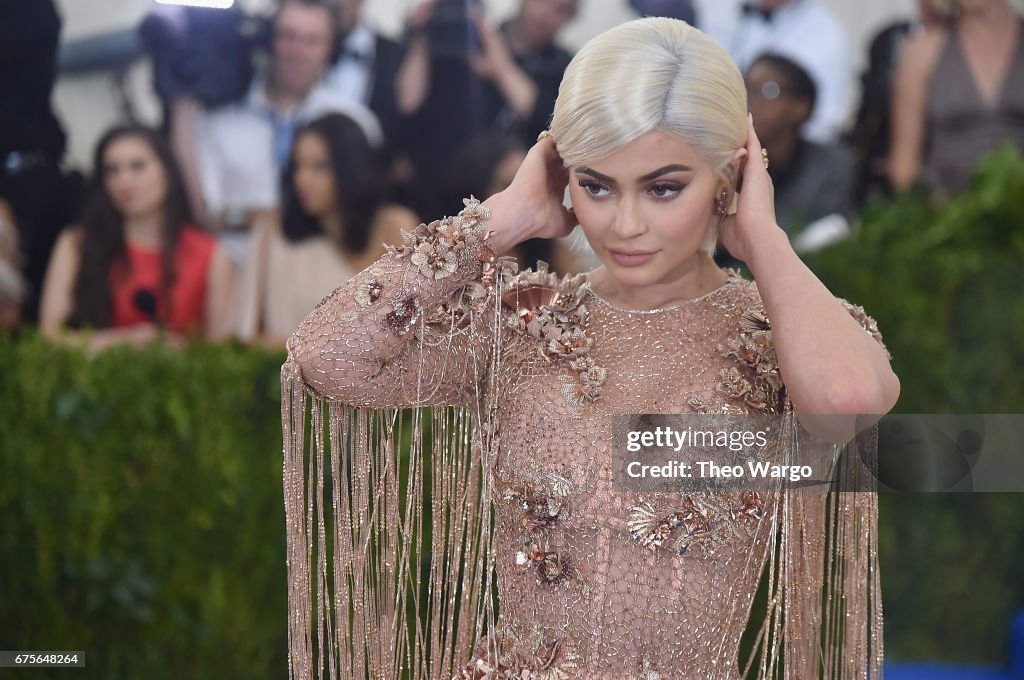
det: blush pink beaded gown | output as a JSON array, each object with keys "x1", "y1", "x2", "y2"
[{"x1": 281, "y1": 200, "x2": 888, "y2": 680}]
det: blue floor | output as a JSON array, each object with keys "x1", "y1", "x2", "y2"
[
  {"x1": 885, "y1": 664, "x2": 1020, "y2": 679},
  {"x1": 883, "y1": 611, "x2": 1024, "y2": 679}
]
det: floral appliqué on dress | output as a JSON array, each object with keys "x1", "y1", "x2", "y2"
[
  {"x1": 501, "y1": 262, "x2": 605, "y2": 412},
  {"x1": 461, "y1": 626, "x2": 582, "y2": 680}
]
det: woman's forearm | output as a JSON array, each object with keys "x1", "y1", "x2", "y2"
[{"x1": 745, "y1": 230, "x2": 899, "y2": 415}]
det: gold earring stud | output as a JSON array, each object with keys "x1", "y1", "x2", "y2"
[
  {"x1": 761, "y1": 148, "x2": 770, "y2": 170},
  {"x1": 537, "y1": 130, "x2": 551, "y2": 142},
  {"x1": 714, "y1": 190, "x2": 729, "y2": 217}
]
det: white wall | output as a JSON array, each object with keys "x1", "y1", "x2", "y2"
[{"x1": 53, "y1": 0, "x2": 925, "y2": 169}]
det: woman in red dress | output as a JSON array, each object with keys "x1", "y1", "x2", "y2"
[{"x1": 40, "y1": 126, "x2": 234, "y2": 350}]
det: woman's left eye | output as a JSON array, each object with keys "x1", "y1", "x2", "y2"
[{"x1": 648, "y1": 183, "x2": 683, "y2": 199}]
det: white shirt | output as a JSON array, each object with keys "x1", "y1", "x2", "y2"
[
  {"x1": 696, "y1": 0, "x2": 853, "y2": 143},
  {"x1": 323, "y1": 24, "x2": 377, "y2": 107},
  {"x1": 194, "y1": 78, "x2": 383, "y2": 226}
]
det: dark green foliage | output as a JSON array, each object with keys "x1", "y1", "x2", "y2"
[
  {"x1": 0, "y1": 335, "x2": 288, "y2": 679},
  {"x1": 804, "y1": 143, "x2": 1024, "y2": 413},
  {"x1": 804, "y1": 145, "x2": 1024, "y2": 664}
]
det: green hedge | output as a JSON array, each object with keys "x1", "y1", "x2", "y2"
[
  {"x1": 804, "y1": 143, "x2": 1024, "y2": 413},
  {"x1": 1, "y1": 147, "x2": 1023, "y2": 675},
  {"x1": 0, "y1": 338, "x2": 288, "y2": 679},
  {"x1": 804, "y1": 144, "x2": 1024, "y2": 664}
]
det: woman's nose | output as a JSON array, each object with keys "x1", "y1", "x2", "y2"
[{"x1": 611, "y1": 200, "x2": 647, "y2": 238}]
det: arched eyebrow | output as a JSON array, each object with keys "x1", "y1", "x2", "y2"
[
  {"x1": 576, "y1": 166, "x2": 614, "y2": 183},
  {"x1": 576, "y1": 164, "x2": 694, "y2": 184},
  {"x1": 639, "y1": 164, "x2": 694, "y2": 181}
]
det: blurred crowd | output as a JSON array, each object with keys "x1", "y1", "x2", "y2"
[{"x1": 0, "y1": 0, "x2": 1021, "y2": 350}]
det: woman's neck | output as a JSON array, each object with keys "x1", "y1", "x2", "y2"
[
  {"x1": 123, "y1": 213, "x2": 164, "y2": 249},
  {"x1": 588, "y1": 254, "x2": 728, "y2": 311},
  {"x1": 320, "y1": 211, "x2": 345, "y2": 246},
  {"x1": 960, "y1": 1, "x2": 1014, "y2": 29}
]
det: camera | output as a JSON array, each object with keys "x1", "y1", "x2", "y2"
[
  {"x1": 426, "y1": 0, "x2": 482, "y2": 61},
  {"x1": 139, "y1": 4, "x2": 268, "y2": 107}
]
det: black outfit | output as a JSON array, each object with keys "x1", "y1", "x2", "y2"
[
  {"x1": 716, "y1": 138, "x2": 853, "y2": 269},
  {"x1": 847, "y1": 20, "x2": 915, "y2": 203},
  {"x1": 770, "y1": 138, "x2": 855, "y2": 233},
  {"x1": 0, "y1": 0, "x2": 80, "y2": 323},
  {"x1": 366, "y1": 33, "x2": 406, "y2": 147},
  {"x1": 401, "y1": 23, "x2": 573, "y2": 215}
]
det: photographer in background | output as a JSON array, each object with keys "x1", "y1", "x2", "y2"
[
  {"x1": 169, "y1": 0, "x2": 382, "y2": 265},
  {"x1": 322, "y1": 0, "x2": 405, "y2": 145},
  {"x1": 395, "y1": 0, "x2": 579, "y2": 214}
]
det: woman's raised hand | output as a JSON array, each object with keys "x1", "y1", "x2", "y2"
[
  {"x1": 717, "y1": 115, "x2": 787, "y2": 265},
  {"x1": 482, "y1": 136, "x2": 576, "y2": 255}
]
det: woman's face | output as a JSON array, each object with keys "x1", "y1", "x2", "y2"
[
  {"x1": 292, "y1": 132, "x2": 338, "y2": 218},
  {"x1": 102, "y1": 136, "x2": 168, "y2": 220},
  {"x1": 568, "y1": 129, "x2": 726, "y2": 291}
]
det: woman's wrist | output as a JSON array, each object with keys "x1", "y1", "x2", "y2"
[
  {"x1": 481, "y1": 190, "x2": 540, "y2": 255},
  {"x1": 744, "y1": 226, "x2": 794, "y2": 279}
]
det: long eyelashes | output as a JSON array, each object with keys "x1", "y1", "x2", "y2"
[{"x1": 577, "y1": 180, "x2": 685, "y2": 200}]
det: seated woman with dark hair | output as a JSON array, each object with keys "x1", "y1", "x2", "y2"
[
  {"x1": 39, "y1": 125, "x2": 234, "y2": 350},
  {"x1": 230, "y1": 112, "x2": 417, "y2": 346}
]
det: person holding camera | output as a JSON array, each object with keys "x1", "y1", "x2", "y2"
[
  {"x1": 394, "y1": 0, "x2": 579, "y2": 215},
  {"x1": 171, "y1": 0, "x2": 382, "y2": 265}
]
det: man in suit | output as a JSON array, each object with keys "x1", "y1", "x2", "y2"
[
  {"x1": 323, "y1": 0, "x2": 405, "y2": 146},
  {"x1": 696, "y1": 0, "x2": 853, "y2": 143}
]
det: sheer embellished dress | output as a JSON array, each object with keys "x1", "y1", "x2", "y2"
[{"x1": 281, "y1": 200, "x2": 887, "y2": 680}]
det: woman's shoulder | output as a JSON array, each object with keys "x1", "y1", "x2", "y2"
[
  {"x1": 501, "y1": 261, "x2": 591, "y2": 311},
  {"x1": 54, "y1": 225, "x2": 85, "y2": 252},
  {"x1": 178, "y1": 224, "x2": 218, "y2": 251},
  {"x1": 730, "y1": 272, "x2": 888, "y2": 358},
  {"x1": 375, "y1": 203, "x2": 419, "y2": 226},
  {"x1": 899, "y1": 26, "x2": 949, "y2": 77},
  {"x1": 374, "y1": 203, "x2": 419, "y2": 237}
]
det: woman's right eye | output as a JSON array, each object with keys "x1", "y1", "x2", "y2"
[{"x1": 578, "y1": 180, "x2": 609, "y2": 198}]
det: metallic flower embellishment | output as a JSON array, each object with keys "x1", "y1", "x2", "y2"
[
  {"x1": 515, "y1": 547, "x2": 571, "y2": 585},
  {"x1": 384, "y1": 295, "x2": 422, "y2": 336},
  {"x1": 502, "y1": 268, "x2": 605, "y2": 408},
  {"x1": 411, "y1": 241, "x2": 458, "y2": 280},
  {"x1": 733, "y1": 490, "x2": 764, "y2": 524},
  {"x1": 459, "y1": 195, "x2": 491, "y2": 228},
  {"x1": 580, "y1": 365, "x2": 607, "y2": 388},
  {"x1": 462, "y1": 632, "x2": 581, "y2": 680},
  {"x1": 547, "y1": 327, "x2": 589, "y2": 358},
  {"x1": 718, "y1": 306, "x2": 784, "y2": 412},
  {"x1": 627, "y1": 496, "x2": 735, "y2": 557},
  {"x1": 354, "y1": 278, "x2": 383, "y2": 308},
  {"x1": 502, "y1": 283, "x2": 560, "y2": 315},
  {"x1": 627, "y1": 502, "x2": 679, "y2": 551},
  {"x1": 639, "y1": 654, "x2": 663, "y2": 680},
  {"x1": 718, "y1": 366, "x2": 752, "y2": 400},
  {"x1": 739, "y1": 308, "x2": 771, "y2": 334}
]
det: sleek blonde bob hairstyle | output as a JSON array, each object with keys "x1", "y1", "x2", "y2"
[{"x1": 550, "y1": 17, "x2": 748, "y2": 256}]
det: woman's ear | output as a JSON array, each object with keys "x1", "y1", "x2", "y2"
[
  {"x1": 719, "y1": 148, "x2": 748, "y2": 195},
  {"x1": 730, "y1": 148, "x2": 749, "y2": 193}
]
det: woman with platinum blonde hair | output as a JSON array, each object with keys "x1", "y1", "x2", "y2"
[{"x1": 281, "y1": 17, "x2": 898, "y2": 680}]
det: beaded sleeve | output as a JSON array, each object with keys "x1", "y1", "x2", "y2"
[{"x1": 286, "y1": 197, "x2": 510, "y2": 409}]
